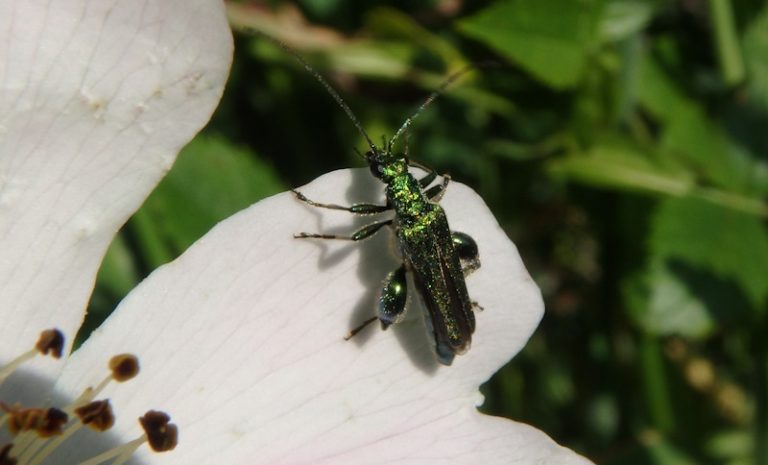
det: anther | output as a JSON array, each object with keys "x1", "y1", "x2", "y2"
[
  {"x1": 0, "y1": 404, "x2": 67, "y2": 437},
  {"x1": 2, "y1": 343, "x2": 178, "y2": 463},
  {"x1": 139, "y1": 411, "x2": 178, "y2": 452},
  {"x1": 0, "y1": 330, "x2": 65, "y2": 384},
  {"x1": 81, "y1": 353, "x2": 141, "y2": 403},
  {"x1": 109, "y1": 355, "x2": 139, "y2": 382},
  {"x1": 74, "y1": 400, "x2": 114, "y2": 432},
  {"x1": 35, "y1": 330, "x2": 64, "y2": 359},
  {"x1": 36, "y1": 408, "x2": 67, "y2": 438}
]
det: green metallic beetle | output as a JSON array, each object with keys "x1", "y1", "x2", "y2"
[{"x1": 284, "y1": 44, "x2": 482, "y2": 365}]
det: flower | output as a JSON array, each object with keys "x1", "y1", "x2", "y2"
[{"x1": 0, "y1": 1, "x2": 593, "y2": 464}]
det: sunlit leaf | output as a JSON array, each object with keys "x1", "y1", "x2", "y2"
[
  {"x1": 548, "y1": 139, "x2": 693, "y2": 196},
  {"x1": 458, "y1": 0, "x2": 601, "y2": 89},
  {"x1": 632, "y1": 197, "x2": 768, "y2": 337},
  {"x1": 652, "y1": 197, "x2": 768, "y2": 307},
  {"x1": 598, "y1": 0, "x2": 655, "y2": 41},
  {"x1": 743, "y1": 4, "x2": 768, "y2": 111}
]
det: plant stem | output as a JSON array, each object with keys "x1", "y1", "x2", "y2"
[
  {"x1": 755, "y1": 318, "x2": 768, "y2": 464},
  {"x1": 708, "y1": 0, "x2": 745, "y2": 86},
  {"x1": 640, "y1": 333, "x2": 674, "y2": 433}
]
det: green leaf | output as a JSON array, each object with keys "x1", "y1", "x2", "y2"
[
  {"x1": 626, "y1": 196, "x2": 768, "y2": 338},
  {"x1": 548, "y1": 139, "x2": 694, "y2": 196},
  {"x1": 708, "y1": 0, "x2": 745, "y2": 86},
  {"x1": 97, "y1": 234, "x2": 141, "y2": 299},
  {"x1": 324, "y1": 41, "x2": 413, "y2": 80},
  {"x1": 139, "y1": 134, "x2": 285, "y2": 254},
  {"x1": 743, "y1": 4, "x2": 768, "y2": 110},
  {"x1": 458, "y1": 0, "x2": 602, "y2": 89},
  {"x1": 85, "y1": 234, "x2": 142, "y2": 345},
  {"x1": 637, "y1": 51, "x2": 766, "y2": 196},
  {"x1": 640, "y1": 435, "x2": 699, "y2": 465},
  {"x1": 324, "y1": 42, "x2": 515, "y2": 116},
  {"x1": 635, "y1": 45, "x2": 691, "y2": 124},
  {"x1": 364, "y1": 7, "x2": 464, "y2": 64},
  {"x1": 603, "y1": 432, "x2": 699, "y2": 465},
  {"x1": 632, "y1": 261, "x2": 751, "y2": 338},
  {"x1": 549, "y1": 135, "x2": 767, "y2": 216},
  {"x1": 631, "y1": 197, "x2": 768, "y2": 338},
  {"x1": 661, "y1": 105, "x2": 757, "y2": 194},
  {"x1": 598, "y1": 0, "x2": 655, "y2": 42},
  {"x1": 705, "y1": 429, "x2": 752, "y2": 461},
  {"x1": 650, "y1": 197, "x2": 768, "y2": 308}
]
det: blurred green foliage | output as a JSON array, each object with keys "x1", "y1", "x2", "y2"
[{"x1": 83, "y1": 0, "x2": 768, "y2": 463}]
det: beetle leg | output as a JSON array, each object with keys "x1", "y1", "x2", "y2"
[
  {"x1": 409, "y1": 160, "x2": 441, "y2": 189},
  {"x1": 344, "y1": 264, "x2": 408, "y2": 340},
  {"x1": 344, "y1": 316, "x2": 378, "y2": 340},
  {"x1": 423, "y1": 174, "x2": 451, "y2": 202},
  {"x1": 292, "y1": 189, "x2": 390, "y2": 214},
  {"x1": 294, "y1": 219, "x2": 392, "y2": 241}
]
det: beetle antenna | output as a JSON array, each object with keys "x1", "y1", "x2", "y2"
[
  {"x1": 388, "y1": 63, "x2": 485, "y2": 151},
  {"x1": 259, "y1": 33, "x2": 379, "y2": 155}
]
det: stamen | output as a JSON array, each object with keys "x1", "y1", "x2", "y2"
[
  {"x1": 139, "y1": 411, "x2": 178, "y2": 452},
  {"x1": 0, "y1": 328, "x2": 67, "y2": 464},
  {"x1": 34, "y1": 330, "x2": 64, "y2": 359},
  {"x1": 24, "y1": 400, "x2": 114, "y2": 465},
  {"x1": 18, "y1": 357, "x2": 134, "y2": 464},
  {"x1": 0, "y1": 330, "x2": 64, "y2": 384},
  {"x1": 72, "y1": 354, "x2": 141, "y2": 408},
  {"x1": 23, "y1": 420, "x2": 81, "y2": 465},
  {"x1": 0, "y1": 404, "x2": 68, "y2": 437},
  {"x1": 2, "y1": 341, "x2": 177, "y2": 464},
  {"x1": 2, "y1": 405, "x2": 68, "y2": 465},
  {"x1": 75, "y1": 410, "x2": 178, "y2": 465},
  {"x1": 108, "y1": 355, "x2": 139, "y2": 383},
  {"x1": 76, "y1": 437, "x2": 144, "y2": 465},
  {"x1": 0, "y1": 444, "x2": 16, "y2": 465},
  {"x1": 74, "y1": 401, "x2": 114, "y2": 432}
]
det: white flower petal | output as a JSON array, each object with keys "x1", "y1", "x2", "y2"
[
  {"x1": 0, "y1": 0, "x2": 232, "y2": 367},
  {"x1": 57, "y1": 169, "x2": 592, "y2": 464}
]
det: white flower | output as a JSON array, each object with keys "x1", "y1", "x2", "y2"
[{"x1": 0, "y1": 1, "x2": 594, "y2": 464}]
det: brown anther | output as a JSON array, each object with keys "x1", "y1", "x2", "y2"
[
  {"x1": 139, "y1": 411, "x2": 178, "y2": 452},
  {"x1": 35, "y1": 329, "x2": 65, "y2": 359},
  {"x1": 4, "y1": 405, "x2": 45, "y2": 435},
  {"x1": 109, "y1": 354, "x2": 140, "y2": 382},
  {"x1": 74, "y1": 400, "x2": 114, "y2": 432},
  {"x1": 2, "y1": 404, "x2": 67, "y2": 437},
  {"x1": 0, "y1": 444, "x2": 17, "y2": 465},
  {"x1": 37, "y1": 408, "x2": 68, "y2": 437}
]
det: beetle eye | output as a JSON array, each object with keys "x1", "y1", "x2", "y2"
[{"x1": 369, "y1": 163, "x2": 383, "y2": 179}]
